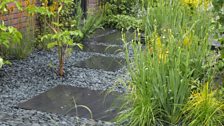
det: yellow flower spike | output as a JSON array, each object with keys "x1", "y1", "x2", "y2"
[
  {"x1": 182, "y1": 0, "x2": 211, "y2": 9},
  {"x1": 156, "y1": 36, "x2": 162, "y2": 50},
  {"x1": 182, "y1": 0, "x2": 200, "y2": 7},
  {"x1": 183, "y1": 36, "x2": 191, "y2": 47},
  {"x1": 158, "y1": 50, "x2": 169, "y2": 64},
  {"x1": 202, "y1": 0, "x2": 210, "y2": 10}
]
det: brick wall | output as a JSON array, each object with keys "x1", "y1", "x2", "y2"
[
  {"x1": 87, "y1": 0, "x2": 99, "y2": 13},
  {"x1": 0, "y1": 1, "x2": 38, "y2": 31},
  {"x1": 0, "y1": 0, "x2": 100, "y2": 30}
]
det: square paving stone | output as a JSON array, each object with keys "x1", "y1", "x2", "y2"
[
  {"x1": 94, "y1": 31, "x2": 134, "y2": 45},
  {"x1": 90, "y1": 28, "x2": 116, "y2": 38},
  {"x1": 18, "y1": 85, "x2": 121, "y2": 121},
  {"x1": 74, "y1": 56, "x2": 125, "y2": 72},
  {"x1": 81, "y1": 43, "x2": 123, "y2": 54}
]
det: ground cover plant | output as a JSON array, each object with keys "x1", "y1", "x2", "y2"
[{"x1": 116, "y1": 0, "x2": 224, "y2": 125}]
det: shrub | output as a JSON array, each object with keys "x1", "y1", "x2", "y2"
[
  {"x1": 104, "y1": 14, "x2": 143, "y2": 31},
  {"x1": 100, "y1": 0, "x2": 140, "y2": 15}
]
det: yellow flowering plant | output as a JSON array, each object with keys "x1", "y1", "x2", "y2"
[
  {"x1": 182, "y1": 0, "x2": 211, "y2": 9},
  {"x1": 182, "y1": 82, "x2": 224, "y2": 125}
]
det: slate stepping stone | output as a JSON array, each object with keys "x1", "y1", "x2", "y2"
[
  {"x1": 80, "y1": 43, "x2": 123, "y2": 54},
  {"x1": 18, "y1": 85, "x2": 121, "y2": 121},
  {"x1": 90, "y1": 28, "x2": 116, "y2": 38},
  {"x1": 74, "y1": 55, "x2": 125, "y2": 72},
  {"x1": 94, "y1": 31, "x2": 134, "y2": 45}
]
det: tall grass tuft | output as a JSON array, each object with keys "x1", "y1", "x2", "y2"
[
  {"x1": 182, "y1": 82, "x2": 224, "y2": 125},
  {"x1": 116, "y1": 0, "x2": 216, "y2": 125}
]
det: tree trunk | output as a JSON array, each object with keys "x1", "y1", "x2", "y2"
[{"x1": 59, "y1": 47, "x2": 64, "y2": 76}]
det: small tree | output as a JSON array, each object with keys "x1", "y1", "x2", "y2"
[{"x1": 29, "y1": 0, "x2": 83, "y2": 76}]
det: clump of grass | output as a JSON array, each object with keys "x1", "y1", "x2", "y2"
[
  {"x1": 116, "y1": 2, "x2": 215, "y2": 123},
  {"x1": 182, "y1": 82, "x2": 224, "y2": 125}
]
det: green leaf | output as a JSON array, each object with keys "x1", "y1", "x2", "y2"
[
  {"x1": 58, "y1": 5, "x2": 63, "y2": 13},
  {"x1": 0, "y1": 57, "x2": 3, "y2": 68},
  {"x1": 47, "y1": 42, "x2": 58, "y2": 49},
  {"x1": 73, "y1": 43, "x2": 83, "y2": 49},
  {"x1": 3, "y1": 60, "x2": 12, "y2": 65}
]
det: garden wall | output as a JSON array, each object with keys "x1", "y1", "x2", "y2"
[
  {"x1": 0, "y1": 1, "x2": 39, "y2": 31},
  {"x1": 88, "y1": 0, "x2": 99, "y2": 12},
  {"x1": 0, "y1": 0, "x2": 100, "y2": 30}
]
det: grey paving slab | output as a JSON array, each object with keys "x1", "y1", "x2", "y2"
[
  {"x1": 73, "y1": 55, "x2": 125, "y2": 72},
  {"x1": 18, "y1": 85, "x2": 121, "y2": 121}
]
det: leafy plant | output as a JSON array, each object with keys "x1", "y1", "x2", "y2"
[
  {"x1": 73, "y1": 0, "x2": 104, "y2": 41},
  {"x1": 0, "y1": 1, "x2": 22, "y2": 66},
  {"x1": 41, "y1": 29, "x2": 83, "y2": 76},
  {"x1": 80, "y1": 13, "x2": 104, "y2": 39},
  {"x1": 36, "y1": 0, "x2": 103, "y2": 49},
  {"x1": 100, "y1": 0, "x2": 139, "y2": 15},
  {"x1": 212, "y1": 0, "x2": 224, "y2": 25},
  {"x1": 0, "y1": 23, "x2": 22, "y2": 48},
  {"x1": 100, "y1": 0, "x2": 145, "y2": 30}
]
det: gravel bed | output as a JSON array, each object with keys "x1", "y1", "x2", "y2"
[{"x1": 0, "y1": 30, "x2": 130, "y2": 126}]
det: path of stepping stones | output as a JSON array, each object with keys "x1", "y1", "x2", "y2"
[{"x1": 16, "y1": 29, "x2": 133, "y2": 123}]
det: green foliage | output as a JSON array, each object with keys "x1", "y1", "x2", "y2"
[
  {"x1": 42, "y1": 30, "x2": 83, "y2": 49},
  {"x1": 80, "y1": 13, "x2": 104, "y2": 39},
  {"x1": 182, "y1": 82, "x2": 224, "y2": 126},
  {"x1": 118, "y1": 29, "x2": 213, "y2": 125},
  {"x1": 73, "y1": 0, "x2": 104, "y2": 40},
  {"x1": 105, "y1": 14, "x2": 143, "y2": 31},
  {"x1": 101, "y1": 0, "x2": 140, "y2": 15},
  {"x1": 101, "y1": 0, "x2": 143, "y2": 30},
  {"x1": 144, "y1": 0, "x2": 212, "y2": 40},
  {"x1": 26, "y1": 6, "x2": 53, "y2": 16},
  {"x1": 0, "y1": 0, "x2": 22, "y2": 13},
  {"x1": 37, "y1": 0, "x2": 103, "y2": 49},
  {"x1": 212, "y1": 0, "x2": 224, "y2": 25},
  {"x1": 117, "y1": 0, "x2": 218, "y2": 125},
  {"x1": 38, "y1": 0, "x2": 84, "y2": 76},
  {"x1": 0, "y1": 1, "x2": 22, "y2": 65},
  {"x1": 0, "y1": 1, "x2": 38, "y2": 59},
  {"x1": 0, "y1": 23, "x2": 22, "y2": 48}
]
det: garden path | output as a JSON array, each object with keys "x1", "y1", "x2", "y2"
[{"x1": 0, "y1": 29, "x2": 131, "y2": 126}]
